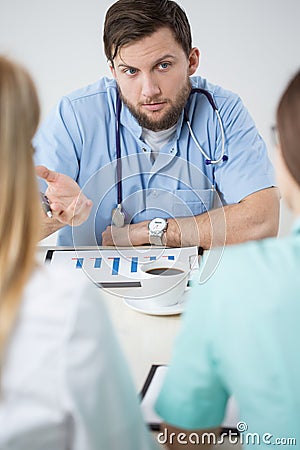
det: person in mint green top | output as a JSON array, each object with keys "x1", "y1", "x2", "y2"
[{"x1": 155, "y1": 70, "x2": 300, "y2": 449}]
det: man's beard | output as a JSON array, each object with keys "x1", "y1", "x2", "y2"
[{"x1": 118, "y1": 79, "x2": 192, "y2": 132}]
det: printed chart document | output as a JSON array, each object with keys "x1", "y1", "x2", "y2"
[
  {"x1": 140, "y1": 365, "x2": 239, "y2": 431},
  {"x1": 46, "y1": 246, "x2": 199, "y2": 295}
]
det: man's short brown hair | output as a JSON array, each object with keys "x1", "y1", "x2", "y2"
[{"x1": 103, "y1": 0, "x2": 192, "y2": 63}]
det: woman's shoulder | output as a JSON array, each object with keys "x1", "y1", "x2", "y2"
[
  {"x1": 199, "y1": 232, "x2": 300, "y2": 288},
  {"x1": 22, "y1": 262, "x2": 104, "y2": 321}
]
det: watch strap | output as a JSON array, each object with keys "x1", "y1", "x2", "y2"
[{"x1": 149, "y1": 233, "x2": 164, "y2": 246}]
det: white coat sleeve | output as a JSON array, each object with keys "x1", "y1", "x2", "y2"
[{"x1": 61, "y1": 281, "x2": 158, "y2": 450}]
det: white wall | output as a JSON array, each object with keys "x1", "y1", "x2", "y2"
[{"x1": 1, "y1": 0, "x2": 299, "y2": 241}]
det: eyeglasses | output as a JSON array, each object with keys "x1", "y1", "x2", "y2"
[{"x1": 271, "y1": 124, "x2": 280, "y2": 148}]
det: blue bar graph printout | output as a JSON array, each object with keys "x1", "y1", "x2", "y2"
[
  {"x1": 72, "y1": 253, "x2": 179, "y2": 275},
  {"x1": 50, "y1": 247, "x2": 199, "y2": 287}
]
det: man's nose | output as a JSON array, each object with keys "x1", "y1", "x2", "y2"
[{"x1": 141, "y1": 75, "x2": 161, "y2": 99}]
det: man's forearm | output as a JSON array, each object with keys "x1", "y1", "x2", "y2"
[
  {"x1": 102, "y1": 187, "x2": 280, "y2": 248},
  {"x1": 165, "y1": 187, "x2": 280, "y2": 249}
]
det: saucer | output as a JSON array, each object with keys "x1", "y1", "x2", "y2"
[{"x1": 123, "y1": 288, "x2": 190, "y2": 316}]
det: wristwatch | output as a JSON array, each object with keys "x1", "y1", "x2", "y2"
[{"x1": 148, "y1": 217, "x2": 168, "y2": 246}]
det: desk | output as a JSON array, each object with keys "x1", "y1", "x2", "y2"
[{"x1": 102, "y1": 291, "x2": 181, "y2": 390}]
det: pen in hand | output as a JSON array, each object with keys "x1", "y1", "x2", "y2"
[{"x1": 40, "y1": 192, "x2": 53, "y2": 218}]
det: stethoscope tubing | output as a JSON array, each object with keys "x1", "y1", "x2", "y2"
[{"x1": 116, "y1": 94, "x2": 123, "y2": 207}]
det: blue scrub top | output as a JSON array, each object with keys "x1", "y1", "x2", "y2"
[{"x1": 33, "y1": 76, "x2": 275, "y2": 246}]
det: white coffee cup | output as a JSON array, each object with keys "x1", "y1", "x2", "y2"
[{"x1": 129, "y1": 259, "x2": 189, "y2": 308}]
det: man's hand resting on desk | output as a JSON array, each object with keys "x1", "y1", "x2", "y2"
[
  {"x1": 36, "y1": 165, "x2": 93, "y2": 239},
  {"x1": 102, "y1": 222, "x2": 150, "y2": 247}
]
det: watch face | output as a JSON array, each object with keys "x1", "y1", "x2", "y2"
[{"x1": 149, "y1": 218, "x2": 167, "y2": 233}]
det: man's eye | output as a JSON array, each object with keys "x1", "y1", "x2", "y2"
[
  {"x1": 159, "y1": 62, "x2": 170, "y2": 70},
  {"x1": 125, "y1": 68, "x2": 137, "y2": 75}
]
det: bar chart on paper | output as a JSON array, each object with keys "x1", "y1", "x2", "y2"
[{"x1": 46, "y1": 246, "x2": 199, "y2": 289}]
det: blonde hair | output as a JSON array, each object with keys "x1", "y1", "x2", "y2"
[{"x1": 0, "y1": 56, "x2": 41, "y2": 361}]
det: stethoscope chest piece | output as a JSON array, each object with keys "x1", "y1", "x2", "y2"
[{"x1": 112, "y1": 203, "x2": 125, "y2": 227}]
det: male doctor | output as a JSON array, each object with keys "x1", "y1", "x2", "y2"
[{"x1": 35, "y1": 0, "x2": 279, "y2": 248}]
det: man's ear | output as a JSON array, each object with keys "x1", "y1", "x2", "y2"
[
  {"x1": 188, "y1": 47, "x2": 200, "y2": 76},
  {"x1": 109, "y1": 63, "x2": 116, "y2": 78}
]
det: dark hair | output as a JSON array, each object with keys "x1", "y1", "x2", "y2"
[
  {"x1": 277, "y1": 70, "x2": 300, "y2": 185},
  {"x1": 103, "y1": 0, "x2": 192, "y2": 63}
]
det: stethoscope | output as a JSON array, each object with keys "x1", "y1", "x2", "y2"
[{"x1": 111, "y1": 88, "x2": 228, "y2": 227}]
